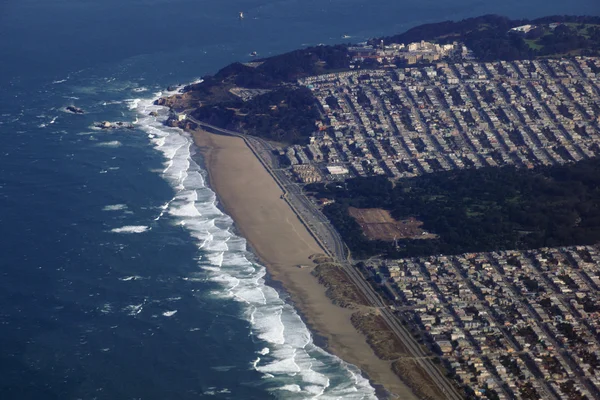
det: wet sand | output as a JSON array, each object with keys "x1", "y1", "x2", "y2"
[{"x1": 191, "y1": 128, "x2": 417, "y2": 399}]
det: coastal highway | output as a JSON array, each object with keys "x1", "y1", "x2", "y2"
[
  {"x1": 184, "y1": 116, "x2": 464, "y2": 400},
  {"x1": 185, "y1": 116, "x2": 350, "y2": 261}
]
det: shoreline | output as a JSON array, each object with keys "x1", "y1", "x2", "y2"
[{"x1": 189, "y1": 126, "x2": 418, "y2": 400}]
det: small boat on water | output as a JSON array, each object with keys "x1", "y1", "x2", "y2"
[
  {"x1": 239, "y1": 11, "x2": 244, "y2": 19},
  {"x1": 249, "y1": 51, "x2": 257, "y2": 57}
]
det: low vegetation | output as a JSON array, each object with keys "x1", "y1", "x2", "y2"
[{"x1": 311, "y1": 263, "x2": 369, "y2": 308}]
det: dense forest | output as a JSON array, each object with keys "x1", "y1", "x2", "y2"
[
  {"x1": 191, "y1": 87, "x2": 320, "y2": 144},
  {"x1": 306, "y1": 159, "x2": 600, "y2": 259},
  {"x1": 380, "y1": 14, "x2": 600, "y2": 61}
]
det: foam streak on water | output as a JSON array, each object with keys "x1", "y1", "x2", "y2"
[{"x1": 134, "y1": 90, "x2": 377, "y2": 399}]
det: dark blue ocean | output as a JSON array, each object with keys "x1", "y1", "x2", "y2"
[{"x1": 1, "y1": 1, "x2": 598, "y2": 399}]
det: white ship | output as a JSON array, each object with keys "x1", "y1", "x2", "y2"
[{"x1": 239, "y1": 11, "x2": 244, "y2": 19}]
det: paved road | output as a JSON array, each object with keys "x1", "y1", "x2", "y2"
[{"x1": 185, "y1": 116, "x2": 464, "y2": 400}]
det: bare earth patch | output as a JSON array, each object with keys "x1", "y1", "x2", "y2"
[{"x1": 348, "y1": 207, "x2": 437, "y2": 241}]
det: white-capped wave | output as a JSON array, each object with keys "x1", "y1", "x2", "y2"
[
  {"x1": 111, "y1": 225, "x2": 149, "y2": 234},
  {"x1": 258, "y1": 347, "x2": 270, "y2": 355},
  {"x1": 101, "y1": 100, "x2": 123, "y2": 106},
  {"x1": 123, "y1": 303, "x2": 144, "y2": 316},
  {"x1": 119, "y1": 275, "x2": 143, "y2": 281},
  {"x1": 103, "y1": 204, "x2": 128, "y2": 211},
  {"x1": 95, "y1": 140, "x2": 122, "y2": 148},
  {"x1": 99, "y1": 303, "x2": 113, "y2": 314},
  {"x1": 278, "y1": 384, "x2": 302, "y2": 393},
  {"x1": 125, "y1": 98, "x2": 141, "y2": 110},
  {"x1": 202, "y1": 388, "x2": 231, "y2": 396},
  {"x1": 132, "y1": 89, "x2": 377, "y2": 399},
  {"x1": 162, "y1": 310, "x2": 178, "y2": 317}
]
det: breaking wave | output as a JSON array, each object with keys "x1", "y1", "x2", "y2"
[
  {"x1": 132, "y1": 88, "x2": 377, "y2": 399},
  {"x1": 103, "y1": 204, "x2": 128, "y2": 211},
  {"x1": 95, "y1": 140, "x2": 122, "y2": 148},
  {"x1": 110, "y1": 225, "x2": 150, "y2": 234}
]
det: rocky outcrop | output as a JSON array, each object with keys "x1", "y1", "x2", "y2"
[
  {"x1": 93, "y1": 121, "x2": 134, "y2": 130},
  {"x1": 66, "y1": 106, "x2": 85, "y2": 114},
  {"x1": 153, "y1": 93, "x2": 195, "y2": 110}
]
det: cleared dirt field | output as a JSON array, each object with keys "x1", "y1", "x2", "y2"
[{"x1": 348, "y1": 207, "x2": 437, "y2": 241}]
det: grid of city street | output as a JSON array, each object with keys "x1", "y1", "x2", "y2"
[
  {"x1": 285, "y1": 57, "x2": 600, "y2": 183},
  {"x1": 362, "y1": 245, "x2": 600, "y2": 400}
]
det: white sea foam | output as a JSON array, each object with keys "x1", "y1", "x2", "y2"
[
  {"x1": 101, "y1": 100, "x2": 123, "y2": 106},
  {"x1": 103, "y1": 204, "x2": 128, "y2": 211},
  {"x1": 259, "y1": 347, "x2": 270, "y2": 355},
  {"x1": 119, "y1": 275, "x2": 143, "y2": 281},
  {"x1": 95, "y1": 140, "x2": 122, "y2": 148},
  {"x1": 162, "y1": 310, "x2": 178, "y2": 317},
  {"x1": 133, "y1": 89, "x2": 377, "y2": 399},
  {"x1": 202, "y1": 388, "x2": 231, "y2": 396},
  {"x1": 123, "y1": 303, "x2": 144, "y2": 316},
  {"x1": 99, "y1": 303, "x2": 113, "y2": 314},
  {"x1": 125, "y1": 98, "x2": 141, "y2": 110},
  {"x1": 110, "y1": 225, "x2": 149, "y2": 234},
  {"x1": 278, "y1": 384, "x2": 302, "y2": 393}
]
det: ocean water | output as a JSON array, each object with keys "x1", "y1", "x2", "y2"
[{"x1": 1, "y1": 0, "x2": 598, "y2": 399}]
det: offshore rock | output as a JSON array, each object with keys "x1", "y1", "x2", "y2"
[
  {"x1": 94, "y1": 121, "x2": 135, "y2": 130},
  {"x1": 66, "y1": 106, "x2": 85, "y2": 114}
]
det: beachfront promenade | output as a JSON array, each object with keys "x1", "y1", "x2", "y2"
[{"x1": 185, "y1": 115, "x2": 464, "y2": 400}]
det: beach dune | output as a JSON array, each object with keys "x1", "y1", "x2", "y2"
[{"x1": 192, "y1": 128, "x2": 417, "y2": 399}]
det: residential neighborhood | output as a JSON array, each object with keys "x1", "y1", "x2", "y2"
[
  {"x1": 285, "y1": 57, "x2": 600, "y2": 183},
  {"x1": 364, "y1": 245, "x2": 600, "y2": 399}
]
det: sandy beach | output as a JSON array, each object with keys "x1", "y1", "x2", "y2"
[{"x1": 191, "y1": 127, "x2": 418, "y2": 399}]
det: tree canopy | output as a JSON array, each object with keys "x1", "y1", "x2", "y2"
[{"x1": 306, "y1": 158, "x2": 600, "y2": 258}]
